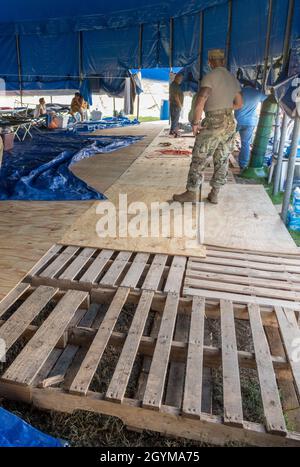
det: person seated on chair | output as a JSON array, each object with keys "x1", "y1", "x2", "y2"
[
  {"x1": 34, "y1": 98, "x2": 47, "y2": 118},
  {"x1": 70, "y1": 92, "x2": 86, "y2": 122}
]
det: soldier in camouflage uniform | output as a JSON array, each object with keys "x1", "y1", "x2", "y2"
[{"x1": 173, "y1": 49, "x2": 243, "y2": 204}]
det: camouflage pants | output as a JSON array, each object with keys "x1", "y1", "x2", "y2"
[{"x1": 187, "y1": 111, "x2": 236, "y2": 192}]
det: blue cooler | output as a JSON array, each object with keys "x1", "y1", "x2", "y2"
[{"x1": 160, "y1": 99, "x2": 169, "y2": 120}]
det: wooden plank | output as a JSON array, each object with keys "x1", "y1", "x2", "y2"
[
  {"x1": 164, "y1": 256, "x2": 187, "y2": 294},
  {"x1": 142, "y1": 254, "x2": 168, "y2": 291},
  {"x1": 0, "y1": 286, "x2": 58, "y2": 356},
  {"x1": 183, "y1": 287, "x2": 300, "y2": 311},
  {"x1": 48, "y1": 345, "x2": 78, "y2": 381},
  {"x1": 2, "y1": 290, "x2": 88, "y2": 386},
  {"x1": 206, "y1": 248, "x2": 300, "y2": 267},
  {"x1": 121, "y1": 253, "x2": 150, "y2": 288},
  {"x1": 69, "y1": 287, "x2": 130, "y2": 396},
  {"x1": 143, "y1": 293, "x2": 179, "y2": 410},
  {"x1": 220, "y1": 300, "x2": 243, "y2": 427},
  {"x1": 182, "y1": 297, "x2": 205, "y2": 419},
  {"x1": 100, "y1": 251, "x2": 132, "y2": 287},
  {"x1": 184, "y1": 277, "x2": 300, "y2": 302},
  {"x1": 265, "y1": 326, "x2": 300, "y2": 432},
  {"x1": 165, "y1": 313, "x2": 189, "y2": 408},
  {"x1": 0, "y1": 282, "x2": 30, "y2": 320},
  {"x1": 27, "y1": 244, "x2": 63, "y2": 277},
  {"x1": 275, "y1": 307, "x2": 300, "y2": 399},
  {"x1": 106, "y1": 290, "x2": 154, "y2": 402},
  {"x1": 58, "y1": 248, "x2": 96, "y2": 281},
  {"x1": 189, "y1": 256, "x2": 300, "y2": 275},
  {"x1": 46, "y1": 304, "x2": 101, "y2": 385},
  {"x1": 187, "y1": 261, "x2": 297, "y2": 283},
  {"x1": 79, "y1": 249, "x2": 114, "y2": 284},
  {"x1": 40, "y1": 246, "x2": 80, "y2": 279},
  {"x1": 248, "y1": 303, "x2": 286, "y2": 435},
  {"x1": 186, "y1": 269, "x2": 300, "y2": 292}
]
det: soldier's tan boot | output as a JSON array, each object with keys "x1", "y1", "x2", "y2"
[
  {"x1": 173, "y1": 190, "x2": 198, "y2": 203},
  {"x1": 207, "y1": 187, "x2": 220, "y2": 204}
]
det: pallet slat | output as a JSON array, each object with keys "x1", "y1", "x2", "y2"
[
  {"x1": 69, "y1": 287, "x2": 130, "y2": 396},
  {"x1": 59, "y1": 248, "x2": 96, "y2": 281},
  {"x1": 183, "y1": 287, "x2": 300, "y2": 311},
  {"x1": 164, "y1": 256, "x2": 187, "y2": 294},
  {"x1": 275, "y1": 307, "x2": 300, "y2": 399},
  {"x1": 142, "y1": 254, "x2": 168, "y2": 291},
  {"x1": 121, "y1": 253, "x2": 150, "y2": 288},
  {"x1": 143, "y1": 293, "x2": 179, "y2": 410},
  {"x1": 2, "y1": 290, "x2": 88, "y2": 386},
  {"x1": 182, "y1": 296, "x2": 205, "y2": 418},
  {"x1": 79, "y1": 249, "x2": 114, "y2": 284},
  {"x1": 100, "y1": 251, "x2": 132, "y2": 286},
  {"x1": 248, "y1": 304, "x2": 287, "y2": 435},
  {"x1": 40, "y1": 246, "x2": 80, "y2": 279},
  {"x1": 106, "y1": 290, "x2": 154, "y2": 402},
  {"x1": 0, "y1": 282, "x2": 31, "y2": 319},
  {"x1": 0, "y1": 285, "x2": 58, "y2": 357},
  {"x1": 220, "y1": 299, "x2": 243, "y2": 427}
]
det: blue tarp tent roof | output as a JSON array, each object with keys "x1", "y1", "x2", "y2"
[{"x1": 0, "y1": 0, "x2": 299, "y2": 92}]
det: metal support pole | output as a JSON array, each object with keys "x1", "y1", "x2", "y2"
[
  {"x1": 273, "y1": 107, "x2": 281, "y2": 155},
  {"x1": 262, "y1": 0, "x2": 274, "y2": 89},
  {"x1": 273, "y1": 113, "x2": 288, "y2": 195},
  {"x1": 79, "y1": 31, "x2": 84, "y2": 85},
  {"x1": 198, "y1": 11, "x2": 204, "y2": 86},
  {"x1": 281, "y1": 116, "x2": 300, "y2": 224},
  {"x1": 225, "y1": 0, "x2": 233, "y2": 68},
  {"x1": 15, "y1": 34, "x2": 23, "y2": 106},
  {"x1": 137, "y1": 24, "x2": 143, "y2": 121},
  {"x1": 169, "y1": 18, "x2": 174, "y2": 71},
  {"x1": 282, "y1": 0, "x2": 295, "y2": 70}
]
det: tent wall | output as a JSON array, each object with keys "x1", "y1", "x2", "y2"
[{"x1": 0, "y1": 0, "x2": 299, "y2": 92}]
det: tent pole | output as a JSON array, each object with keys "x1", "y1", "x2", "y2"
[
  {"x1": 169, "y1": 18, "x2": 174, "y2": 72},
  {"x1": 281, "y1": 115, "x2": 300, "y2": 224},
  {"x1": 282, "y1": 0, "x2": 295, "y2": 70},
  {"x1": 273, "y1": 113, "x2": 288, "y2": 195},
  {"x1": 79, "y1": 31, "x2": 84, "y2": 86},
  {"x1": 198, "y1": 11, "x2": 204, "y2": 87},
  {"x1": 15, "y1": 34, "x2": 23, "y2": 106},
  {"x1": 225, "y1": 0, "x2": 233, "y2": 68},
  {"x1": 272, "y1": 106, "x2": 281, "y2": 156},
  {"x1": 137, "y1": 24, "x2": 143, "y2": 121},
  {"x1": 262, "y1": 0, "x2": 274, "y2": 89}
]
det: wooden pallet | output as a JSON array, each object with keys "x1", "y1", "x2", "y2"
[
  {"x1": 25, "y1": 244, "x2": 187, "y2": 295},
  {"x1": 1, "y1": 243, "x2": 300, "y2": 446},
  {"x1": 184, "y1": 247, "x2": 300, "y2": 311},
  {"x1": 0, "y1": 278, "x2": 300, "y2": 445}
]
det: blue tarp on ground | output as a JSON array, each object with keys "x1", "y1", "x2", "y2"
[
  {"x1": 0, "y1": 407, "x2": 65, "y2": 447},
  {"x1": 0, "y1": 130, "x2": 141, "y2": 201},
  {"x1": 74, "y1": 116, "x2": 139, "y2": 132},
  {"x1": 0, "y1": 1, "x2": 299, "y2": 92}
]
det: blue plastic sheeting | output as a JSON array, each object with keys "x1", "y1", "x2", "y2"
[
  {"x1": 0, "y1": 130, "x2": 141, "y2": 201},
  {"x1": 74, "y1": 117, "x2": 139, "y2": 133},
  {"x1": 274, "y1": 73, "x2": 300, "y2": 118},
  {"x1": 0, "y1": 407, "x2": 65, "y2": 447},
  {"x1": 0, "y1": 1, "x2": 226, "y2": 34},
  {"x1": 0, "y1": 1, "x2": 299, "y2": 91}
]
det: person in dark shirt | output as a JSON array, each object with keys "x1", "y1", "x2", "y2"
[
  {"x1": 169, "y1": 73, "x2": 184, "y2": 136},
  {"x1": 235, "y1": 82, "x2": 267, "y2": 169}
]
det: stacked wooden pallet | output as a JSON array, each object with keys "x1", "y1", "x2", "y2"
[{"x1": 0, "y1": 243, "x2": 300, "y2": 446}]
